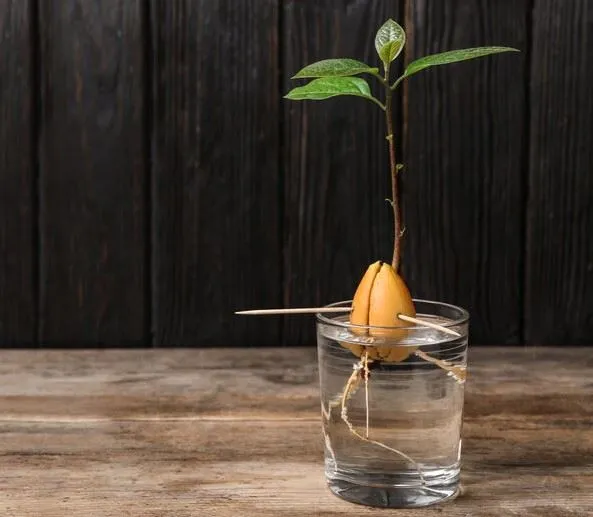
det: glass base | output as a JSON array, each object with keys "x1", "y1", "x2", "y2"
[{"x1": 327, "y1": 473, "x2": 460, "y2": 508}]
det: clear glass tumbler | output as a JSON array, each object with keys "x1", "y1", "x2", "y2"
[{"x1": 316, "y1": 299, "x2": 469, "y2": 508}]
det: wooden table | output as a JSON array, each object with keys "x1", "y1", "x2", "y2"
[{"x1": 0, "y1": 347, "x2": 591, "y2": 516}]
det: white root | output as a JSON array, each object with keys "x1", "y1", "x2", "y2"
[
  {"x1": 325, "y1": 354, "x2": 428, "y2": 486},
  {"x1": 340, "y1": 406, "x2": 428, "y2": 486},
  {"x1": 322, "y1": 350, "x2": 466, "y2": 487}
]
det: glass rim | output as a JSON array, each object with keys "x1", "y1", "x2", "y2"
[{"x1": 315, "y1": 298, "x2": 469, "y2": 331}]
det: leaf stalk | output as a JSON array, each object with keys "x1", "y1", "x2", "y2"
[{"x1": 390, "y1": 75, "x2": 405, "y2": 91}]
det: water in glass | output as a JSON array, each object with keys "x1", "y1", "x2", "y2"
[{"x1": 317, "y1": 315, "x2": 467, "y2": 508}]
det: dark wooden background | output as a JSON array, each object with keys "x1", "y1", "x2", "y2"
[{"x1": 0, "y1": 0, "x2": 591, "y2": 347}]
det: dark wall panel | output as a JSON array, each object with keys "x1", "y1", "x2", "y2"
[
  {"x1": 152, "y1": 1, "x2": 282, "y2": 346},
  {"x1": 403, "y1": 0, "x2": 528, "y2": 344},
  {"x1": 283, "y1": 0, "x2": 404, "y2": 345},
  {"x1": 39, "y1": 0, "x2": 146, "y2": 345},
  {"x1": 526, "y1": 1, "x2": 593, "y2": 344},
  {"x1": 0, "y1": 0, "x2": 35, "y2": 345},
  {"x1": 0, "y1": 0, "x2": 591, "y2": 347}
]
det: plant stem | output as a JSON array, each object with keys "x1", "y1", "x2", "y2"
[{"x1": 384, "y1": 68, "x2": 401, "y2": 271}]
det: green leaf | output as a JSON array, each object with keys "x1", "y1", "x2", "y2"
[
  {"x1": 284, "y1": 77, "x2": 384, "y2": 108},
  {"x1": 403, "y1": 46, "x2": 520, "y2": 79},
  {"x1": 375, "y1": 19, "x2": 406, "y2": 65},
  {"x1": 292, "y1": 58, "x2": 379, "y2": 79}
]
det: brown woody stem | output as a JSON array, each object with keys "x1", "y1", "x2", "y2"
[{"x1": 384, "y1": 68, "x2": 401, "y2": 271}]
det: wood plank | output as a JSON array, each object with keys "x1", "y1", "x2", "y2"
[
  {"x1": 151, "y1": 1, "x2": 281, "y2": 346},
  {"x1": 0, "y1": 348, "x2": 320, "y2": 420},
  {"x1": 0, "y1": 347, "x2": 590, "y2": 420},
  {"x1": 403, "y1": 1, "x2": 528, "y2": 344},
  {"x1": 526, "y1": 1, "x2": 593, "y2": 344},
  {"x1": 38, "y1": 0, "x2": 146, "y2": 345},
  {"x1": 283, "y1": 1, "x2": 405, "y2": 346},
  {"x1": 1, "y1": 421, "x2": 591, "y2": 516},
  {"x1": 0, "y1": 347, "x2": 591, "y2": 516},
  {"x1": 0, "y1": 0, "x2": 35, "y2": 345}
]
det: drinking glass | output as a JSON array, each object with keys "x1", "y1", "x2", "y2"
[{"x1": 316, "y1": 299, "x2": 469, "y2": 508}]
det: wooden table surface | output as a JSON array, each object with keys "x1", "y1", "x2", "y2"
[{"x1": 0, "y1": 347, "x2": 591, "y2": 516}]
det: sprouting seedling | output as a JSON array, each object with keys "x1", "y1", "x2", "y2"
[
  {"x1": 284, "y1": 19, "x2": 519, "y2": 481},
  {"x1": 285, "y1": 19, "x2": 518, "y2": 273}
]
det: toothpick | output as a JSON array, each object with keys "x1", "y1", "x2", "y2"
[
  {"x1": 396, "y1": 314, "x2": 461, "y2": 337},
  {"x1": 236, "y1": 306, "x2": 460, "y2": 337},
  {"x1": 235, "y1": 307, "x2": 350, "y2": 315}
]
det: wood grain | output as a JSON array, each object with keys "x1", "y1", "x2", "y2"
[
  {"x1": 0, "y1": 347, "x2": 591, "y2": 516},
  {"x1": 1, "y1": 420, "x2": 591, "y2": 517},
  {"x1": 151, "y1": 0, "x2": 282, "y2": 346},
  {"x1": 1, "y1": 2, "x2": 592, "y2": 348},
  {"x1": 526, "y1": 1, "x2": 593, "y2": 344},
  {"x1": 0, "y1": 348, "x2": 320, "y2": 420},
  {"x1": 282, "y1": 0, "x2": 404, "y2": 345},
  {"x1": 403, "y1": 1, "x2": 528, "y2": 344},
  {"x1": 38, "y1": 0, "x2": 146, "y2": 345},
  {"x1": 0, "y1": 0, "x2": 35, "y2": 345},
  {"x1": 0, "y1": 347, "x2": 590, "y2": 420}
]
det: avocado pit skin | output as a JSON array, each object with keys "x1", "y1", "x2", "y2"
[{"x1": 344, "y1": 261, "x2": 417, "y2": 362}]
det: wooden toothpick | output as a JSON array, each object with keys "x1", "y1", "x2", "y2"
[
  {"x1": 396, "y1": 314, "x2": 461, "y2": 337},
  {"x1": 236, "y1": 306, "x2": 461, "y2": 337},
  {"x1": 235, "y1": 307, "x2": 350, "y2": 315}
]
